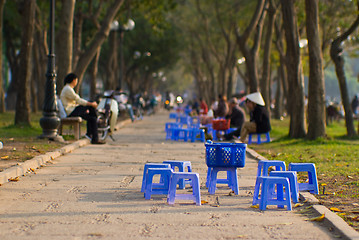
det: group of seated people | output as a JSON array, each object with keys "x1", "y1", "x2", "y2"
[{"x1": 193, "y1": 92, "x2": 271, "y2": 143}]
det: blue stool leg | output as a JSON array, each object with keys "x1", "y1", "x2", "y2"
[
  {"x1": 265, "y1": 132, "x2": 270, "y2": 142},
  {"x1": 257, "y1": 134, "x2": 261, "y2": 144},
  {"x1": 259, "y1": 178, "x2": 269, "y2": 210},
  {"x1": 252, "y1": 177, "x2": 262, "y2": 205},
  {"x1": 192, "y1": 174, "x2": 201, "y2": 205},
  {"x1": 209, "y1": 168, "x2": 218, "y2": 194},
  {"x1": 206, "y1": 167, "x2": 212, "y2": 188},
  {"x1": 248, "y1": 134, "x2": 252, "y2": 144},
  {"x1": 229, "y1": 168, "x2": 239, "y2": 195},
  {"x1": 144, "y1": 172, "x2": 155, "y2": 200},
  {"x1": 167, "y1": 173, "x2": 178, "y2": 205}
]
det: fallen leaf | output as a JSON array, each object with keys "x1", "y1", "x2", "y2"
[
  {"x1": 330, "y1": 207, "x2": 341, "y2": 212},
  {"x1": 201, "y1": 200, "x2": 209, "y2": 204},
  {"x1": 306, "y1": 214, "x2": 325, "y2": 222},
  {"x1": 338, "y1": 212, "x2": 349, "y2": 216},
  {"x1": 250, "y1": 205, "x2": 259, "y2": 208},
  {"x1": 236, "y1": 235, "x2": 247, "y2": 238},
  {"x1": 294, "y1": 203, "x2": 304, "y2": 208},
  {"x1": 1, "y1": 156, "x2": 9, "y2": 160},
  {"x1": 9, "y1": 177, "x2": 20, "y2": 182}
]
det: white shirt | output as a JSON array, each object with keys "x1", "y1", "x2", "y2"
[{"x1": 60, "y1": 84, "x2": 88, "y2": 115}]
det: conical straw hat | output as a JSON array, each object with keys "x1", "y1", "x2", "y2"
[{"x1": 246, "y1": 92, "x2": 265, "y2": 106}]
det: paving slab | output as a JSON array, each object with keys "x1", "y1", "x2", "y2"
[{"x1": 0, "y1": 110, "x2": 356, "y2": 239}]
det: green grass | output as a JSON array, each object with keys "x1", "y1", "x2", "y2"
[
  {"x1": 250, "y1": 118, "x2": 359, "y2": 177},
  {"x1": 0, "y1": 112, "x2": 43, "y2": 138}
]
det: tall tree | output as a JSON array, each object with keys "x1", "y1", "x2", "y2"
[
  {"x1": 14, "y1": 0, "x2": 36, "y2": 125},
  {"x1": 73, "y1": 0, "x2": 125, "y2": 92},
  {"x1": 329, "y1": 1, "x2": 359, "y2": 137},
  {"x1": 280, "y1": 0, "x2": 306, "y2": 138},
  {"x1": 305, "y1": 0, "x2": 326, "y2": 140},
  {"x1": 235, "y1": 0, "x2": 266, "y2": 93}
]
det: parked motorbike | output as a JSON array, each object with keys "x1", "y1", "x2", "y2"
[
  {"x1": 113, "y1": 91, "x2": 136, "y2": 122},
  {"x1": 97, "y1": 91, "x2": 118, "y2": 141}
]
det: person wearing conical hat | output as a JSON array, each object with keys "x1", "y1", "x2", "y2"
[{"x1": 239, "y1": 92, "x2": 271, "y2": 142}]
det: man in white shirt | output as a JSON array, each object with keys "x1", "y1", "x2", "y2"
[{"x1": 60, "y1": 73, "x2": 105, "y2": 144}]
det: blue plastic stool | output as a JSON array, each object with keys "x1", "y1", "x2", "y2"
[
  {"x1": 206, "y1": 167, "x2": 233, "y2": 188},
  {"x1": 165, "y1": 122, "x2": 182, "y2": 131},
  {"x1": 141, "y1": 163, "x2": 171, "y2": 192},
  {"x1": 144, "y1": 168, "x2": 173, "y2": 200},
  {"x1": 207, "y1": 167, "x2": 239, "y2": 195},
  {"x1": 167, "y1": 172, "x2": 201, "y2": 205},
  {"x1": 175, "y1": 128, "x2": 190, "y2": 142},
  {"x1": 169, "y1": 112, "x2": 177, "y2": 119},
  {"x1": 248, "y1": 132, "x2": 270, "y2": 144},
  {"x1": 165, "y1": 123, "x2": 184, "y2": 140},
  {"x1": 288, "y1": 163, "x2": 319, "y2": 194},
  {"x1": 269, "y1": 171, "x2": 299, "y2": 203},
  {"x1": 256, "y1": 160, "x2": 286, "y2": 177},
  {"x1": 163, "y1": 160, "x2": 192, "y2": 189},
  {"x1": 189, "y1": 128, "x2": 205, "y2": 142},
  {"x1": 177, "y1": 115, "x2": 191, "y2": 126},
  {"x1": 252, "y1": 176, "x2": 292, "y2": 211}
]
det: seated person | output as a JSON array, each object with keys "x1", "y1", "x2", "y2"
[
  {"x1": 239, "y1": 92, "x2": 271, "y2": 143},
  {"x1": 214, "y1": 94, "x2": 228, "y2": 118},
  {"x1": 199, "y1": 98, "x2": 208, "y2": 115},
  {"x1": 222, "y1": 98, "x2": 246, "y2": 140},
  {"x1": 60, "y1": 73, "x2": 105, "y2": 144}
]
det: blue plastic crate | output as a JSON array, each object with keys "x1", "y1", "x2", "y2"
[{"x1": 205, "y1": 142, "x2": 246, "y2": 167}]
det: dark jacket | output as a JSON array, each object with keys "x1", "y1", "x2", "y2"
[
  {"x1": 250, "y1": 105, "x2": 271, "y2": 133},
  {"x1": 226, "y1": 106, "x2": 245, "y2": 128}
]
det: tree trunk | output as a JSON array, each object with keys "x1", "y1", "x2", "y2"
[
  {"x1": 280, "y1": 0, "x2": 306, "y2": 138},
  {"x1": 56, "y1": 0, "x2": 75, "y2": 91},
  {"x1": 274, "y1": 19, "x2": 289, "y2": 115},
  {"x1": 89, "y1": 48, "x2": 101, "y2": 100},
  {"x1": 305, "y1": 0, "x2": 326, "y2": 140},
  {"x1": 0, "y1": 0, "x2": 5, "y2": 112},
  {"x1": 261, "y1": 0, "x2": 277, "y2": 112},
  {"x1": 15, "y1": 0, "x2": 36, "y2": 126},
  {"x1": 273, "y1": 68, "x2": 284, "y2": 119},
  {"x1": 329, "y1": 2, "x2": 359, "y2": 137},
  {"x1": 30, "y1": 76, "x2": 38, "y2": 113},
  {"x1": 32, "y1": 24, "x2": 48, "y2": 111},
  {"x1": 106, "y1": 30, "x2": 118, "y2": 90}
]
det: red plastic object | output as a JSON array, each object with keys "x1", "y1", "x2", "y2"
[{"x1": 212, "y1": 119, "x2": 230, "y2": 131}]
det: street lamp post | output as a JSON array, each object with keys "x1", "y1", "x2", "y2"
[
  {"x1": 39, "y1": 0, "x2": 62, "y2": 141},
  {"x1": 112, "y1": 19, "x2": 135, "y2": 89}
]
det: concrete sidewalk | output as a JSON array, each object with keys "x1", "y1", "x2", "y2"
[{"x1": 0, "y1": 110, "x2": 357, "y2": 239}]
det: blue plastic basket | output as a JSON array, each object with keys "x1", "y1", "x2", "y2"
[{"x1": 205, "y1": 142, "x2": 246, "y2": 167}]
